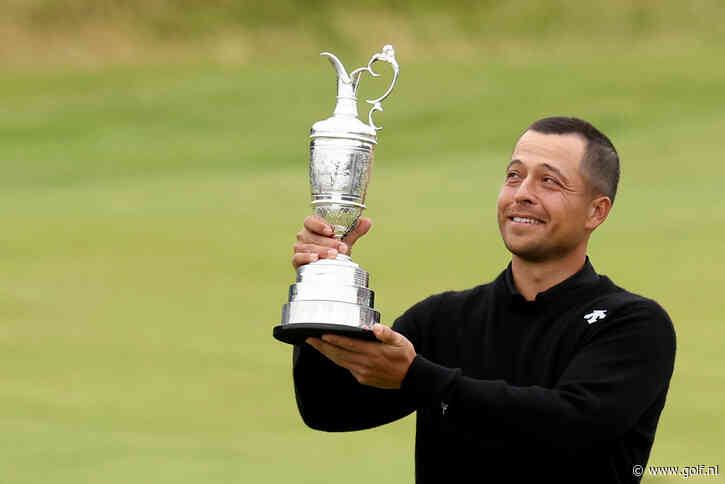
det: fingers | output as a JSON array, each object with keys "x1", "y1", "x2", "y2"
[
  {"x1": 320, "y1": 333, "x2": 377, "y2": 353},
  {"x1": 303, "y1": 215, "x2": 334, "y2": 236},
  {"x1": 292, "y1": 242, "x2": 341, "y2": 269},
  {"x1": 372, "y1": 323, "x2": 401, "y2": 345},
  {"x1": 306, "y1": 337, "x2": 371, "y2": 368},
  {"x1": 296, "y1": 230, "x2": 343, "y2": 250},
  {"x1": 293, "y1": 242, "x2": 340, "y2": 259},
  {"x1": 296, "y1": 216, "x2": 345, "y2": 252},
  {"x1": 292, "y1": 216, "x2": 344, "y2": 269},
  {"x1": 342, "y1": 218, "x2": 372, "y2": 250},
  {"x1": 292, "y1": 252, "x2": 318, "y2": 269},
  {"x1": 292, "y1": 216, "x2": 372, "y2": 270}
]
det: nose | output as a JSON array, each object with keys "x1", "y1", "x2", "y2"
[{"x1": 513, "y1": 176, "x2": 537, "y2": 205}]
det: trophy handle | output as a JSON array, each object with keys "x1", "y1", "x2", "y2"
[{"x1": 349, "y1": 45, "x2": 400, "y2": 131}]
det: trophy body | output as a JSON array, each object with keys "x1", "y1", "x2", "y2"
[{"x1": 273, "y1": 45, "x2": 399, "y2": 345}]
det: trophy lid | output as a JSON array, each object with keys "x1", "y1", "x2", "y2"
[
  {"x1": 310, "y1": 112, "x2": 378, "y2": 145},
  {"x1": 310, "y1": 45, "x2": 399, "y2": 145}
]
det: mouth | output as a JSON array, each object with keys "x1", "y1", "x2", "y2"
[{"x1": 509, "y1": 216, "x2": 544, "y2": 225}]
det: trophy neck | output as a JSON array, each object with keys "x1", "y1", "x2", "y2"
[{"x1": 332, "y1": 95, "x2": 359, "y2": 118}]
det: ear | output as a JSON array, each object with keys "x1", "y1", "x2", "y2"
[{"x1": 585, "y1": 196, "x2": 612, "y2": 231}]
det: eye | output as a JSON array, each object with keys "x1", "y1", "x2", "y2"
[
  {"x1": 505, "y1": 171, "x2": 521, "y2": 181},
  {"x1": 543, "y1": 176, "x2": 560, "y2": 186}
]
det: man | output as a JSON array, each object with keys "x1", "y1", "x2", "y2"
[{"x1": 289, "y1": 117, "x2": 676, "y2": 483}]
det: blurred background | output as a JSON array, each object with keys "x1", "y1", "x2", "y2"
[{"x1": 1, "y1": 1, "x2": 723, "y2": 482}]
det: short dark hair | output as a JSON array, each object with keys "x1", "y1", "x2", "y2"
[{"x1": 527, "y1": 117, "x2": 620, "y2": 204}]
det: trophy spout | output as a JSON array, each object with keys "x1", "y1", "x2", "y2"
[{"x1": 320, "y1": 52, "x2": 359, "y2": 118}]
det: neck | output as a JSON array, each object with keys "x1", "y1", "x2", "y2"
[{"x1": 511, "y1": 247, "x2": 587, "y2": 301}]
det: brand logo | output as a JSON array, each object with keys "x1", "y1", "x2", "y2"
[{"x1": 584, "y1": 309, "x2": 607, "y2": 324}]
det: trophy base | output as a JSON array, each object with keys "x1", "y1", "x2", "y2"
[{"x1": 273, "y1": 323, "x2": 379, "y2": 345}]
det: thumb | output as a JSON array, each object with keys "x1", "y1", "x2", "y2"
[
  {"x1": 342, "y1": 218, "x2": 372, "y2": 248},
  {"x1": 373, "y1": 323, "x2": 401, "y2": 345}
]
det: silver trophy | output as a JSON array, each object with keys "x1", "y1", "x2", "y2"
[{"x1": 273, "y1": 45, "x2": 399, "y2": 345}]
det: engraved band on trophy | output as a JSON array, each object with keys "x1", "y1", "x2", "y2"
[{"x1": 273, "y1": 45, "x2": 399, "y2": 345}]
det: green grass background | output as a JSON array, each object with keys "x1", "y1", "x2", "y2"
[{"x1": 1, "y1": 2, "x2": 724, "y2": 483}]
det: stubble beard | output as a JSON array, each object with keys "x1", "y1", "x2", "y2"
[{"x1": 500, "y1": 227, "x2": 578, "y2": 263}]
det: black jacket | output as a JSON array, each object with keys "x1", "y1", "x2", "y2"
[{"x1": 292, "y1": 258, "x2": 676, "y2": 483}]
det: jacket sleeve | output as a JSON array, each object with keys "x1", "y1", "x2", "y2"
[
  {"x1": 399, "y1": 300, "x2": 676, "y2": 452},
  {"x1": 292, "y1": 342, "x2": 415, "y2": 431}
]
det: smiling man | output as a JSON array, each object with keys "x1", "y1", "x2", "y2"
[{"x1": 289, "y1": 117, "x2": 676, "y2": 483}]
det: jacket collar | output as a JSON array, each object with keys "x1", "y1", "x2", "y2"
[{"x1": 500, "y1": 256, "x2": 600, "y2": 308}]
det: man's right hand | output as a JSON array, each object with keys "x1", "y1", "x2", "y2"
[{"x1": 292, "y1": 215, "x2": 372, "y2": 269}]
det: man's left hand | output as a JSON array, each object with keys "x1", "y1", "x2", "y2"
[{"x1": 306, "y1": 324, "x2": 416, "y2": 389}]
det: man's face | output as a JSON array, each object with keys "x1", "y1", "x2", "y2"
[{"x1": 497, "y1": 130, "x2": 596, "y2": 262}]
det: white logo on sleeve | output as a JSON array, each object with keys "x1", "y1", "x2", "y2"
[{"x1": 584, "y1": 309, "x2": 607, "y2": 324}]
